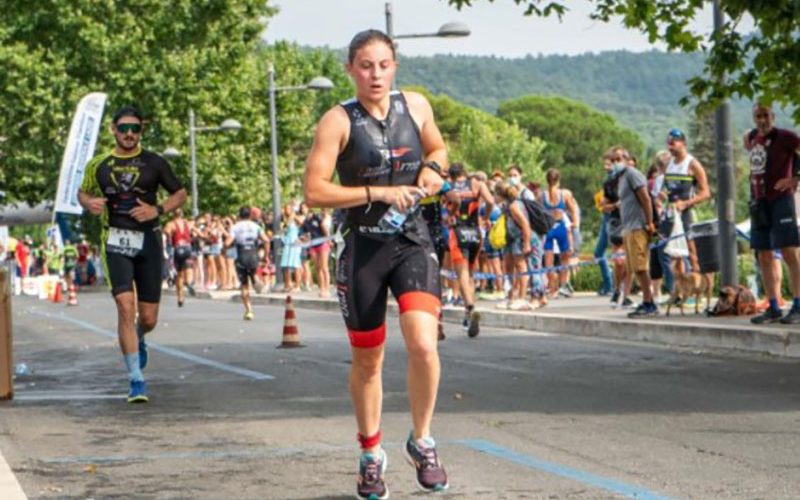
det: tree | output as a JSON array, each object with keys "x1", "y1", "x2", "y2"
[
  {"x1": 445, "y1": 0, "x2": 800, "y2": 122},
  {"x1": 497, "y1": 95, "x2": 645, "y2": 236}
]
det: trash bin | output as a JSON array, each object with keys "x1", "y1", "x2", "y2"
[{"x1": 690, "y1": 220, "x2": 720, "y2": 273}]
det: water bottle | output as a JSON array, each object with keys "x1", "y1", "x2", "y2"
[{"x1": 378, "y1": 189, "x2": 426, "y2": 233}]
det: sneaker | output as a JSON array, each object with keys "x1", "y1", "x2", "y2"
[
  {"x1": 621, "y1": 297, "x2": 634, "y2": 308},
  {"x1": 404, "y1": 433, "x2": 448, "y2": 493},
  {"x1": 467, "y1": 310, "x2": 480, "y2": 338},
  {"x1": 244, "y1": 310, "x2": 254, "y2": 321},
  {"x1": 610, "y1": 290, "x2": 621, "y2": 308},
  {"x1": 751, "y1": 307, "x2": 783, "y2": 325},
  {"x1": 187, "y1": 283, "x2": 197, "y2": 297},
  {"x1": 508, "y1": 300, "x2": 531, "y2": 311},
  {"x1": 357, "y1": 449, "x2": 389, "y2": 500},
  {"x1": 127, "y1": 380, "x2": 149, "y2": 403},
  {"x1": 597, "y1": 285, "x2": 612, "y2": 297},
  {"x1": 779, "y1": 306, "x2": 800, "y2": 325},
  {"x1": 566, "y1": 282, "x2": 575, "y2": 294},
  {"x1": 628, "y1": 302, "x2": 658, "y2": 318},
  {"x1": 461, "y1": 317, "x2": 469, "y2": 331},
  {"x1": 495, "y1": 301, "x2": 509, "y2": 310},
  {"x1": 557, "y1": 284, "x2": 573, "y2": 298},
  {"x1": 138, "y1": 338, "x2": 148, "y2": 370}
]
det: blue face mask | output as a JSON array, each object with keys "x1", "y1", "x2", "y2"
[
  {"x1": 509, "y1": 176, "x2": 520, "y2": 186},
  {"x1": 610, "y1": 163, "x2": 626, "y2": 175}
]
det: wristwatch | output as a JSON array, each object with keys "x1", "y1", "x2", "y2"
[
  {"x1": 157, "y1": 204, "x2": 165, "y2": 216},
  {"x1": 421, "y1": 160, "x2": 444, "y2": 177}
]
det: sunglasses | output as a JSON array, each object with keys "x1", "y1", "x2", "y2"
[{"x1": 116, "y1": 123, "x2": 142, "y2": 134}]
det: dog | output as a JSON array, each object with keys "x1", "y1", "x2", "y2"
[{"x1": 666, "y1": 264, "x2": 714, "y2": 316}]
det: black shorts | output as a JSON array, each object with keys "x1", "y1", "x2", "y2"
[
  {"x1": 750, "y1": 195, "x2": 800, "y2": 250},
  {"x1": 105, "y1": 228, "x2": 163, "y2": 303},
  {"x1": 173, "y1": 245, "x2": 193, "y2": 271},
  {"x1": 336, "y1": 231, "x2": 441, "y2": 348},
  {"x1": 449, "y1": 224, "x2": 481, "y2": 267},
  {"x1": 236, "y1": 253, "x2": 259, "y2": 287}
]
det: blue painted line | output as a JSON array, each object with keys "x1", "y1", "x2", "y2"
[
  {"x1": 457, "y1": 439, "x2": 678, "y2": 500},
  {"x1": 31, "y1": 310, "x2": 274, "y2": 381}
]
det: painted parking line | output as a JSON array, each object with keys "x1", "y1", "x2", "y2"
[
  {"x1": 30, "y1": 311, "x2": 274, "y2": 381},
  {"x1": 457, "y1": 439, "x2": 677, "y2": 500},
  {"x1": 0, "y1": 449, "x2": 28, "y2": 500}
]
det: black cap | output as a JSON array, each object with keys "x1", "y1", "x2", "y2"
[{"x1": 112, "y1": 106, "x2": 143, "y2": 124}]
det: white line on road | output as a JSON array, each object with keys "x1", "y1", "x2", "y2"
[
  {"x1": 30, "y1": 310, "x2": 275, "y2": 381},
  {"x1": 0, "y1": 449, "x2": 28, "y2": 500}
]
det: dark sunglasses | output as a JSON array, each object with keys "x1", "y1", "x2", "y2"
[{"x1": 116, "y1": 123, "x2": 142, "y2": 134}]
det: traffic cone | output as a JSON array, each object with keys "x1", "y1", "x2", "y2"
[
  {"x1": 277, "y1": 295, "x2": 304, "y2": 348},
  {"x1": 67, "y1": 284, "x2": 77, "y2": 306},
  {"x1": 52, "y1": 281, "x2": 63, "y2": 303}
]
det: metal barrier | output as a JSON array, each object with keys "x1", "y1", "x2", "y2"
[{"x1": 0, "y1": 266, "x2": 12, "y2": 400}]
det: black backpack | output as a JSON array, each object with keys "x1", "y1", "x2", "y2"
[{"x1": 520, "y1": 197, "x2": 555, "y2": 236}]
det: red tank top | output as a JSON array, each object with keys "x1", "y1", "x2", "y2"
[{"x1": 171, "y1": 220, "x2": 191, "y2": 247}]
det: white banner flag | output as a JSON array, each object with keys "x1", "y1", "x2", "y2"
[{"x1": 54, "y1": 92, "x2": 107, "y2": 215}]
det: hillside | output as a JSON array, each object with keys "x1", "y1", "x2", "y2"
[{"x1": 395, "y1": 50, "x2": 757, "y2": 148}]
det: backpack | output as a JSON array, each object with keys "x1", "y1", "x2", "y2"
[
  {"x1": 520, "y1": 197, "x2": 555, "y2": 236},
  {"x1": 488, "y1": 213, "x2": 508, "y2": 250},
  {"x1": 709, "y1": 285, "x2": 757, "y2": 316}
]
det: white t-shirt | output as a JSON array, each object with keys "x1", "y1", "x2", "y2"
[{"x1": 230, "y1": 220, "x2": 263, "y2": 257}]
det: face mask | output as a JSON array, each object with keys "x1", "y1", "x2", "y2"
[
  {"x1": 509, "y1": 176, "x2": 520, "y2": 186},
  {"x1": 611, "y1": 163, "x2": 626, "y2": 174}
]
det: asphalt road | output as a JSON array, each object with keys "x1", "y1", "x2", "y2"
[{"x1": 2, "y1": 292, "x2": 800, "y2": 499}]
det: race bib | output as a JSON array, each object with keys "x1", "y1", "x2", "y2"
[{"x1": 107, "y1": 227, "x2": 144, "y2": 256}]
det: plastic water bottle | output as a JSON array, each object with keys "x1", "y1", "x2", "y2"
[
  {"x1": 378, "y1": 189, "x2": 426, "y2": 233},
  {"x1": 14, "y1": 363, "x2": 30, "y2": 376}
]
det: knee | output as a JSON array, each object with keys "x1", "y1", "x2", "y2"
[
  {"x1": 138, "y1": 315, "x2": 158, "y2": 332},
  {"x1": 352, "y1": 354, "x2": 383, "y2": 379},
  {"x1": 405, "y1": 337, "x2": 438, "y2": 364},
  {"x1": 114, "y1": 296, "x2": 136, "y2": 320}
]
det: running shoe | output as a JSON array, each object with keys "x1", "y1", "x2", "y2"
[
  {"x1": 557, "y1": 284, "x2": 573, "y2": 298},
  {"x1": 621, "y1": 297, "x2": 634, "y2": 308},
  {"x1": 508, "y1": 300, "x2": 531, "y2": 311},
  {"x1": 627, "y1": 302, "x2": 658, "y2": 318},
  {"x1": 127, "y1": 380, "x2": 149, "y2": 404},
  {"x1": 244, "y1": 310, "x2": 254, "y2": 321},
  {"x1": 780, "y1": 306, "x2": 800, "y2": 325},
  {"x1": 467, "y1": 310, "x2": 481, "y2": 338},
  {"x1": 404, "y1": 433, "x2": 448, "y2": 493},
  {"x1": 751, "y1": 307, "x2": 783, "y2": 325},
  {"x1": 610, "y1": 290, "x2": 621, "y2": 308},
  {"x1": 356, "y1": 449, "x2": 389, "y2": 500}
]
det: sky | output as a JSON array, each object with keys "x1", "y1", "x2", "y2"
[{"x1": 262, "y1": 0, "x2": 726, "y2": 58}]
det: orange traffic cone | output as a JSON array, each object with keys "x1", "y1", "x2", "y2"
[
  {"x1": 52, "y1": 281, "x2": 63, "y2": 303},
  {"x1": 277, "y1": 295, "x2": 304, "y2": 348},
  {"x1": 67, "y1": 284, "x2": 77, "y2": 306}
]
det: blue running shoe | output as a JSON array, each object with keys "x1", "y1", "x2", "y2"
[
  {"x1": 138, "y1": 338, "x2": 148, "y2": 370},
  {"x1": 127, "y1": 380, "x2": 149, "y2": 403},
  {"x1": 404, "y1": 432, "x2": 448, "y2": 493},
  {"x1": 356, "y1": 449, "x2": 388, "y2": 500}
]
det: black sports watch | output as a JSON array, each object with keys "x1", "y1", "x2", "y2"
[
  {"x1": 156, "y1": 204, "x2": 165, "y2": 216},
  {"x1": 421, "y1": 160, "x2": 444, "y2": 178}
]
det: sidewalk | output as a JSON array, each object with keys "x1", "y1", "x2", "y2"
[{"x1": 168, "y1": 288, "x2": 800, "y2": 359}]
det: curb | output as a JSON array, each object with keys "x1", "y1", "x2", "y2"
[{"x1": 166, "y1": 290, "x2": 800, "y2": 359}]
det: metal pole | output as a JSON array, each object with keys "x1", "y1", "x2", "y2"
[
  {"x1": 189, "y1": 109, "x2": 199, "y2": 218},
  {"x1": 713, "y1": 0, "x2": 737, "y2": 287},
  {"x1": 386, "y1": 2, "x2": 398, "y2": 90},
  {"x1": 269, "y1": 64, "x2": 281, "y2": 237}
]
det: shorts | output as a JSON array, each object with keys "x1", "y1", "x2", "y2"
[
  {"x1": 483, "y1": 234, "x2": 501, "y2": 259},
  {"x1": 236, "y1": 253, "x2": 259, "y2": 287},
  {"x1": 544, "y1": 221, "x2": 571, "y2": 253},
  {"x1": 205, "y1": 243, "x2": 222, "y2": 256},
  {"x1": 336, "y1": 231, "x2": 441, "y2": 348},
  {"x1": 750, "y1": 195, "x2": 800, "y2": 250},
  {"x1": 623, "y1": 229, "x2": 650, "y2": 275},
  {"x1": 308, "y1": 241, "x2": 330, "y2": 257},
  {"x1": 448, "y1": 225, "x2": 481, "y2": 267},
  {"x1": 105, "y1": 228, "x2": 163, "y2": 303},
  {"x1": 173, "y1": 245, "x2": 194, "y2": 271}
]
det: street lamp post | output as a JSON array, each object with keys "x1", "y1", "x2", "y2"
[
  {"x1": 267, "y1": 64, "x2": 334, "y2": 237},
  {"x1": 188, "y1": 110, "x2": 242, "y2": 217},
  {"x1": 384, "y1": 2, "x2": 470, "y2": 89}
]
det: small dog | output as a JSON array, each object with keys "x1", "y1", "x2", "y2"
[{"x1": 666, "y1": 263, "x2": 714, "y2": 316}]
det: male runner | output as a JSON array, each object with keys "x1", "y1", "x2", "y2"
[
  {"x1": 225, "y1": 206, "x2": 269, "y2": 320},
  {"x1": 445, "y1": 163, "x2": 494, "y2": 337},
  {"x1": 78, "y1": 106, "x2": 187, "y2": 403}
]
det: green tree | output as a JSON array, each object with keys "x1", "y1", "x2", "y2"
[
  {"x1": 497, "y1": 95, "x2": 645, "y2": 236},
  {"x1": 445, "y1": 0, "x2": 800, "y2": 121}
]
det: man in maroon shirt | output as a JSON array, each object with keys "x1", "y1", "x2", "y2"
[{"x1": 744, "y1": 103, "x2": 800, "y2": 324}]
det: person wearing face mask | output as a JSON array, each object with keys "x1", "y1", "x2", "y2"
[
  {"x1": 601, "y1": 146, "x2": 634, "y2": 308},
  {"x1": 507, "y1": 164, "x2": 535, "y2": 201}
]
